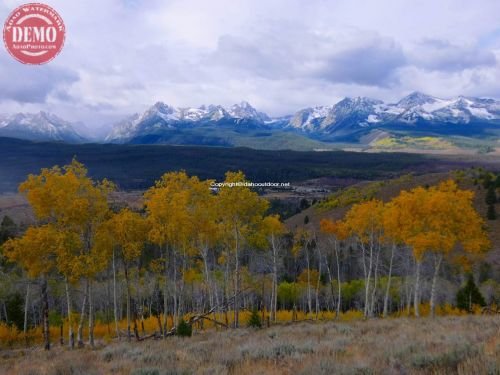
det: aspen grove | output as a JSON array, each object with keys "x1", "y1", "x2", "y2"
[{"x1": 0, "y1": 160, "x2": 493, "y2": 350}]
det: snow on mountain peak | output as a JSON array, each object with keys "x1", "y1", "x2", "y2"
[
  {"x1": 104, "y1": 93, "x2": 500, "y2": 142},
  {"x1": 397, "y1": 91, "x2": 437, "y2": 108},
  {"x1": 0, "y1": 111, "x2": 84, "y2": 142},
  {"x1": 228, "y1": 101, "x2": 269, "y2": 121}
]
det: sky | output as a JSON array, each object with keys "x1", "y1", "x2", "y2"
[{"x1": 1, "y1": 0, "x2": 500, "y2": 130}]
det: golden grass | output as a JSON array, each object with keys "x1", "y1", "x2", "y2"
[{"x1": 1, "y1": 304, "x2": 488, "y2": 350}]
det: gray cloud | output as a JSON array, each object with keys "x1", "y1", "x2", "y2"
[
  {"x1": 208, "y1": 30, "x2": 406, "y2": 88},
  {"x1": 313, "y1": 39, "x2": 406, "y2": 87},
  {"x1": 207, "y1": 35, "x2": 289, "y2": 79},
  {"x1": 411, "y1": 39, "x2": 496, "y2": 72},
  {"x1": 0, "y1": 55, "x2": 79, "y2": 104}
]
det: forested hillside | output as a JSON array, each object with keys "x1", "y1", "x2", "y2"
[{"x1": 0, "y1": 136, "x2": 495, "y2": 193}]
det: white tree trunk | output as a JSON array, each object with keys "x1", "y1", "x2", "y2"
[
  {"x1": 65, "y1": 279, "x2": 75, "y2": 348},
  {"x1": 88, "y1": 281, "x2": 95, "y2": 347},
  {"x1": 335, "y1": 241, "x2": 342, "y2": 317},
  {"x1": 77, "y1": 282, "x2": 88, "y2": 347},
  {"x1": 370, "y1": 241, "x2": 381, "y2": 316},
  {"x1": 125, "y1": 264, "x2": 131, "y2": 340},
  {"x1": 23, "y1": 282, "x2": 30, "y2": 346},
  {"x1": 233, "y1": 226, "x2": 240, "y2": 328},
  {"x1": 429, "y1": 254, "x2": 443, "y2": 318},
  {"x1": 414, "y1": 261, "x2": 421, "y2": 317},
  {"x1": 305, "y1": 244, "x2": 312, "y2": 315},
  {"x1": 363, "y1": 239, "x2": 374, "y2": 318},
  {"x1": 271, "y1": 234, "x2": 278, "y2": 323},
  {"x1": 112, "y1": 249, "x2": 120, "y2": 339},
  {"x1": 315, "y1": 245, "x2": 322, "y2": 320},
  {"x1": 383, "y1": 244, "x2": 395, "y2": 317}
]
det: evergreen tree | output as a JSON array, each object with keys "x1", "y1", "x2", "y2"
[
  {"x1": 5, "y1": 293, "x2": 24, "y2": 330},
  {"x1": 0, "y1": 216, "x2": 17, "y2": 244},
  {"x1": 482, "y1": 173, "x2": 492, "y2": 189},
  {"x1": 247, "y1": 308, "x2": 262, "y2": 328},
  {"x1": 485, "y1": 185, "x2": 497, "y2": 205},
  {"x1": 487, "y1": 204, "x2": 496, "y2": 220},
  {"x1": 456, "y1": 274, "x2": 486, "y2": 312}
]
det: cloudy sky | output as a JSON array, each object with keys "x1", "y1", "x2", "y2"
[{"x1": 1, "y1": 0, "x2": 500, "y2": 130}]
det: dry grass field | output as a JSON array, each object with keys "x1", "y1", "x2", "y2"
[{"x1": 0, "y1": 316, "x2": 498, "y2": 375}]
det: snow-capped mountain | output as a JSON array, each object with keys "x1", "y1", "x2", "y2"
[
  {"x1": 2, "y1": 93, "x2": 497, "y2": 147},
  {"x1": 105, "y1": 101, "x2": 274, "y2": 142},
  {"x1": 0, "y1": 111, "x2": 85, "y2": 143},
  {"x1": 104, "y1": 113, "x2": 141, "y2": 142},
  {"x1": 288, "y1": 97, "x2": 383, "y2": 133},
  {"x1": 105, "y1": 93, "x2": 500, "y2": 145},
  {"x1": 288, "y1": 92, "x2": 500, "y2": 135},
  {"x1": 227, "y1": 101, "x2": 270, "y2": 122}
]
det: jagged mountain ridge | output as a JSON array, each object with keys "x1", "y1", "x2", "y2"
[
  {"x1": 1, "y1": 93, "x2": 498, "y2": 146},
  {"x1": 106, "y1": 93, "x2": 500, "y2": 144}
]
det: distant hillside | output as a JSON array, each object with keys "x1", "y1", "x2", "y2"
[{"x1": 0, "y1": 137, "x2": 447, "y2": 192}]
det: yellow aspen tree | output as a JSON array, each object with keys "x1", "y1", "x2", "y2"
[
  {"x1": 419, "y1": 181, "x2": 489, "y2": 317},
  {"x1": 260, "y1": 215, "x2": 286, "y2": 323},
  {"x1": 389, "y1": 180, "x2": 490, "y2": 317},
  {"x1": 293, "y1": 228, "x2": 315, "y2": 316},
  {"x1": 388, "y1": 187, "x2": 427, "y2": 316},
  {"x1": 320, "y1": 219, "x2": 349, "y2": 317},
  {"x1": 343, "y1": 200, "x2": 384, "y2": 318},
  {"x1": 96, "y1": 209, "x2": 147, "y2": 340},
  {"x1": 3, "y1": 225, "x2": 61, "y2": 350},
  {"x1": 381, "y1": 201, "x2": 406, "y2": 317},
  {"x1": 217, "y1": 171, "x2": 269, "y2": 328},
  {"x1": 145, "y1": 171, "x2": 209, "y2": 330},
  {"x1": 188, "y1": 180, "x2": 221, "y2": 319},
  {"x1": 18, "y1": 159, "x2": 114, "y2": 347}
]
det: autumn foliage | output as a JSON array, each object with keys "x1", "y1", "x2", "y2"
[{"x1": 0, "y1": 160, "x2": 494, "y2": 350}]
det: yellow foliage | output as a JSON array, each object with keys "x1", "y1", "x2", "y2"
[
  {"x1": 320, "y1": 218, "x2": 349, "y2": 241},
  {"x1": 388, "y1": 180, "x2": 490, "y2": 263},
  {"x1": 344, "y1": 199, "x2": 384, "y2": 244},
  {"x1": 0, "y1": 323, "x2": 21, "y2": 348},
  {"x1": 7, "y1": 159, "x2": 115, "y2": 281},
  {"x1": 339, "y1": 309, "x2": 364, "y2": 321},
  {"x1": 96, "y1": 208, "x2": 147, "y2": 263},
  {"x1": 217, "y1": 171, "x2": 270, "y2": 252},
  {"x1": 297, "y1": 268, "x2": 320, "y2": 285},
  {"x1": 2, "y1": 225, "x2": 60, "y2": 278}
]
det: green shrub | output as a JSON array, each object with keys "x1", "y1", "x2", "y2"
[
  {"x1": 247, "y1": 309, "x2": 262, "y2": 328},
  {"x1": 176, "y1": 319, "x2": 192, "y2": 337}
]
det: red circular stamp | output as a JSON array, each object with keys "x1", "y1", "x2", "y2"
[{"x1": 3, "y1": 3, "x2": 65, "y2": 65}]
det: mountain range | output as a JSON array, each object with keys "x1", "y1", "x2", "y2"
[{"x1": 2, "y1": 92, "x2": 499, "y2": 151}]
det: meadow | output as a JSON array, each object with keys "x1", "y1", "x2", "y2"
[{"x1": 0, "y1": 315, "x2": 498, "y2": 375}]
